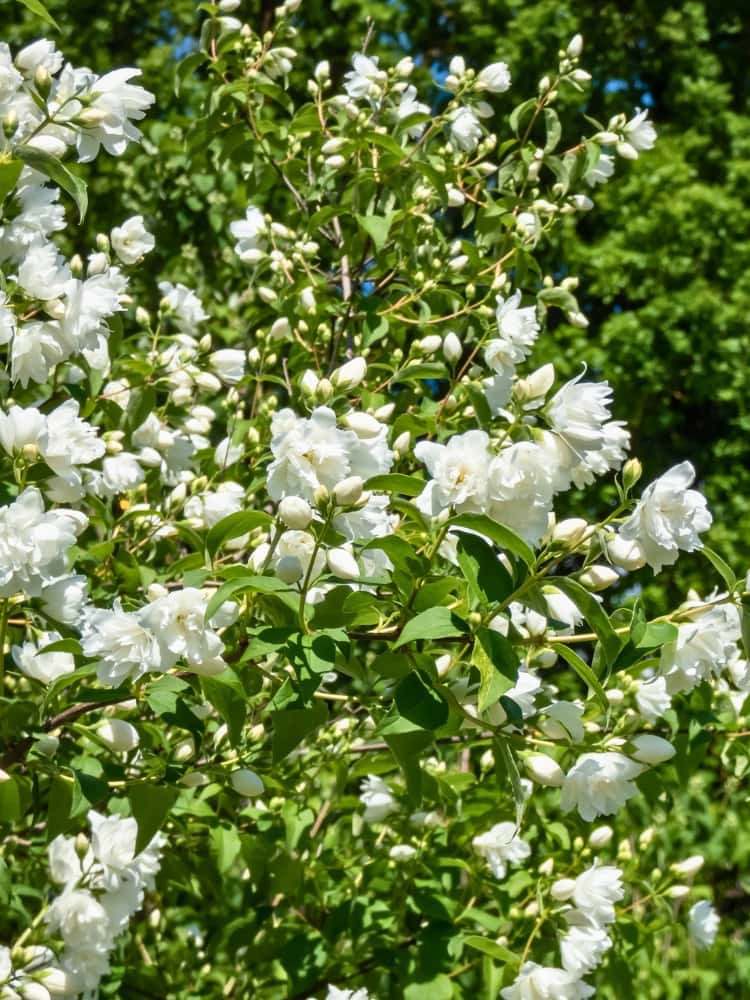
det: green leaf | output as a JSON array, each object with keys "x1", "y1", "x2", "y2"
[
  {"x1": 206, "y1": 510, "x2": 273, "y2": 559},
  {"x1": 634, "y1": 620, "x2": 678, "y2": 649},
  {"x1": 46, "y1": 775, "x2": 74, "y2": 839},
  {"x1": 741, "y1": 600, "x2": 750, "y2": 661},
  {"x1": 37, "y1": 638, "x2": 82, "y2": 656},
  {"x1": 175, "y1": 50, "x2": 208, "y2": 96},
  {"x1": 463, "y1": 935, "x2": 520, "y2": 966},
  {"x1": 15, "y1": 146, "x2": 87, "y2": 222},
  {"x1": 472, "y1": 629, "x2": 518, "y2": 712},
  {"x1": 210, "y1": 825, "x2": 241, "y2": 874},
  {"x1": 145, "y1": 675, "x2": 191, "y2": 717},
  {"x1": 543, "y1": 106, "x2": 562, "y2": 152},
  {"x1": 355, "y1": 211, "x2": 396, "y2": 251},
  {"x1": 551, "y1": 578, "x2": 622, "y2": 666},
  {"x1": 494, "y1": 738, "x2": 525, "y2": 826},
  {"x1": 364, "y1": 473, "x2": 424, "y2": 497},
  {"x1": 0, "y1": 158, "x2": 22, "y2": 203},
  {"x1": 15, "y1": 0, "x2": 60, "y2": 30},
  {"x1": 271, "y1": 703, "x2": 328, "y2": 762},
  {"x1": 394, "y1": 670, "x2": 449, "y2": 730},
  {"x1": 129, "y1": 783, "x2": 178, "y2": 854},
  {"x1": 0, "y1": 776, "x2": 21, "y2": 824},
  {"x1": 700, "y1": 546, "x2": 737, "y2": 591},
  {"x1": 384, "y1": 727, "x2": 434, "y2": 803},
  {"x1": 456, "y1": 531, "x2": 514, "y2": 605},
  {"x1": 509, "y1": 97, "x2": 536, "y2": 135},
  {"x1": 448, "y1": 513, "x2": 535, "y2": 568},
  {"x1": 393, "y1": 607, "x2": 468, "y2": 649},
  {"x1": 201, "y1": 669, "x2": 246, "y2": 747},
  {"x1": 555, "y1": 644, "x2": 609, "y2": 711},
  {"x1": 392, "y1": 362, "x2": 449, "y2": 383}
]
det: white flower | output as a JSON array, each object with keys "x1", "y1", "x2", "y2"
[
  {"x1": 359, "y1": 774, "x2": 397, "y2": 823},
  {"x1": 40, "y1": 399, "x2": 105, "y2": 476},
  {"x1": 415, "y1": 429, "x2": 491, "y2": 516},
  {"x1": 12, "y1": 630, "x2": 75, "y2": 684},
  {"x1": 75, "y1": 68, "x2": 155, "y2": 162},
  {"x1": 472, "y1": 821, "x2": 531, "y2": 879},
  {"x1": 158, "y1": 281, "x2": 208, "y2": 334},
  {"x1": 101, "y1": 453, "x2": 144, "y2": 495},
  {"x1": 484, "y1": 290, "x2": 540, "y2": 375},
  {"x1": 0, "y1": 404, "x2": 46, "y2": 456},
  {"x1": 623, "y1": 109, "x2": 656, "y2": 153},
  {"x1": 81, "y1": 599, "x2": 162, "y2": 685},
  {"x1": 560, "y1": 924, "x2": 612, "y2": 977},
  {"x1": 635, "y1": 676, "x2": 671, "y2": 721},
  {"x1": 331, "y1": 356, "x2": 367, "y2": 390},
  {"x1": 672, "y1": 855, "x2": 705, "y2": 878},
  {"x1": 566, "y1": 864, "x2": 624, "y2": 926},
  {"x1": 41, "y1": 574, "x2": 88, "y2": 624},
  {"x1": 540, "y1": 701, "x2": 585, "y2": 743},
  {"x1": 184, "y1": 482, "x2": 244, "y2": 529},
  {"x1": 229, "y1": 206, "x2": 266, "y2": 262},
  {"x1": 395, "y1": 85, "x2": 430, "y2": 137},
  {"x1": 11, "y1": 320, "x2": 66, "y2": 387},
  {"x1": 18, "y1": 240, "x2": 71, "y2": 300},
  {"x1": 688, "y1": 900, "x2": 719, "y2": 950},
  {"x1": 547, "y1": 374, "x2": 613, "y2": 454},
  {"x1": 449, "y1": 107, "x2": 483, "y2": 152},
  {"x1": 343, "y1": 54, "x2": 385, "y2": 104},
  {"x1": 0, "y1": 487, "x2": 87, "y2": 598},
  {"x1": 561, "y1": 752, "x2": 643, "y2": 821},
  {"x1": 619, "y1": 462, "x2": 712, "y2": 572},
  {"x1": 139, "y1": 588, "x2": 225, "y2": 673},
  {"x1": 327, "y1": 546, "x2": 360, "y2": 580},
  {"x1": 477, "y1": 61, "x2": 511, "y2": 93},
  {"x1": 210, "y1": 348, "x2": 246, "y2": 384},
  {"x1": 584, "y1": 151, "x2": 615, "y2": 186},
  {"x1": 501, "y1": 962, "x2": 594, "y2": 999},
  {"x1": 110, "y1": 215, "x2": 154, "y2": 264},
  {"x1": 278, "y1": 495, "x2": 313, "y2": 530},
  {"x1": 486, "y1": 442, "x2": 555, "y2": 544},
  {"x1": 89, "y1": 811, "x2": 139, "y2": 877}
]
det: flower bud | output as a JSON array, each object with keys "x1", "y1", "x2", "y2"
[
  {"x1": 622, "y1": 457, "x2": 643, "y2": 491},
  {"x1": 343, "y1": 412, "x2": 382, "y2": 438},
  {"x1": 417, "y1": 334, "x2": 442, "y2": 355},
  {"x1": 607, "y1": 534, "x2": 647, "y2": 571},
  {"x1": 276, "y1": 555, "x2": 304, "y2": 584},
  {"x1": 300, "y1": 286, "x2": 317, "y2": 313},
  {"x1": 75, "y1": 833, "x2": 89, "y2": 859},
  {"x1": 616, "y1": 141, "x2": 638, "y2": 160},
  {"x1": 630, "y1": 734, "x2": 675, "y2": 765},
  {"x1": 552, "y1": 518, "x2": 589, "y2": 547},
  {"x1": 667, "y1": 884, "x2": 690, "y2": 900},
  {"x1": 442, "y1": 332, "x2": 462, "y2": 363},
  {"x1": 230, "y1": 768, "x2": 265, "y2": 797},
  {"x1": 315, "y1": 377, "x2": 334, "y2": 402},
  {"x1": 588, "y1": 825, "x2": 614, "y2": 849},
  {"x1": 331, "y1": 356, "x2": 366, "y2": 390},
  {"x1": 538, "y1": 857, "x2": 554, "y2": 876},
  {"x1": 524, "y1": 753, "x2": 564, "y2": 787},
  {"x1": 393, "y1": 430, "x2": 411, "y2": 454},
  {"x1": 314, "y1": 60, "x2": 330, "y2": 83},
  {"x1": 313, "y1": 484, "x2": 329, "y2": 507},
  {"x1": 97, "y1": 718, "x2": 140, "y2": 752},
  {"x1": 333, "y1": 476, "x2": 364, "y2": 506},
  {"x1": 566, "y1": 33, "x2": 584, "y2": 58},
  {"x1": 578, "y1": 564, "x2": 620, "y2": 591},
  {"x1": 327, "y1": 547, "x2": 360, "y2": 580},
  {"x1": 299, "y1": 369, "x2": 319, "y2": 395},
  {"x1": 20, "y1": 983, "x2": 51, "y2": 1000},
  {"x1": 278, "y1": 496, "x2": 313, "y2": 530},
  {"x1": 671, "y1": 855, "x2": 704, "y2": 878}
]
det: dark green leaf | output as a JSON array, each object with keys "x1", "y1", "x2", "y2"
[
  {"x1": 129, "y1": 783, "x2": 178, "y2": 854},
  {"x1": 271, "y1": 703, "x2": 328, "y2": 762},
  {"x1": 395, "y1": 670, "x2": 449, "y2": 730},
  {"x1": 456, "y1": 531, "x2": 515, "y2": 605},
  {"x1": 206, "y1": 510, "x2": 273, "y2": 559},
  {"x1": 551, "y1": 578, "x2": 622, "y2": 666},
  {"x1": 201, "y1": 668, "x2": 246, "y2": 747},
  {"x1": 555, "y1": 644, "x2": 609, "y2": 711},
  {"x1": 448, "y1": 513, "x2": 535, "y2": 568}
]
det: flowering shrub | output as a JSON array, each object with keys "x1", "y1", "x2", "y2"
[{"x1": 0, "y1": 4, "x2": 747, "y2": 997}]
